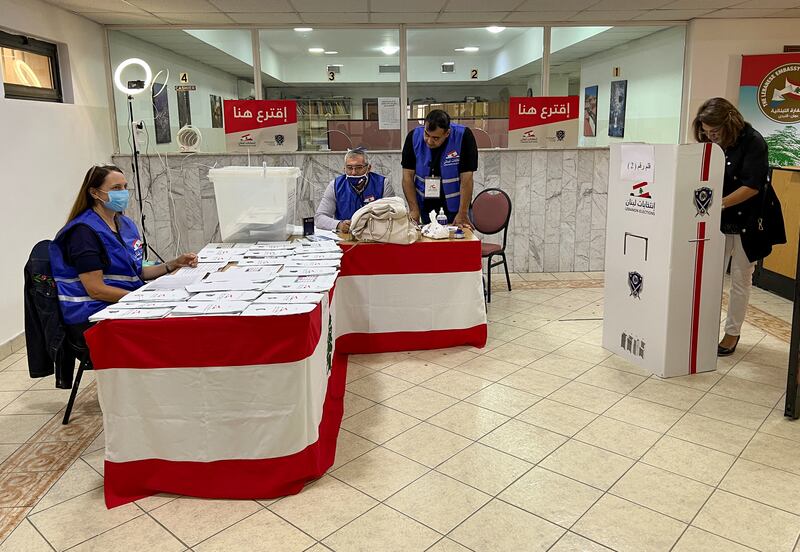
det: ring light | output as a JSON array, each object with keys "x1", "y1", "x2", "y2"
[{"x1": 114, "y1": 58, "x2": 152, "y2": 96}]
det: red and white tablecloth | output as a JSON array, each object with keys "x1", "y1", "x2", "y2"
[
  {"x1": 335, "y1": 237, "x2": 487, "y2": 353},
  {"x1": 87, "y1": 239, "x2": 486, "y2": 508}
]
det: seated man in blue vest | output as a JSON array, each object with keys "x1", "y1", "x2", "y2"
[
  {"x1": 401, "y1": 109, "x2": 479, "y2": 226},
  {"x1": 314, "y1": 147, "x2": 394, "y2": 233}
]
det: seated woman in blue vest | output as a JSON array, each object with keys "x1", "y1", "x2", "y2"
[
  {"x1": 314, "y1": 147, "x2": 394, "y2": 233},
  {"x1": 50, "y1": 165, "x2": 198, "y2": 332},
  {"x1": 401, "y1": 109, "x2": 479, "y2": 226}
]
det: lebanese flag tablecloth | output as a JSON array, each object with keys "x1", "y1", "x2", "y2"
[
  {"x1": 335, "y1": 237, "x2": 487, "y2": 353},
  {"x1": 85, "y1": 296, "x2": 344, "y2": 508}
]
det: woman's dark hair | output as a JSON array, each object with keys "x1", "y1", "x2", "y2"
[
  {"x1": 66, "y1": 165, "x2": 124, "y2": 223},
  {"x1": 692, "y1": 97, "x2": 746, "y2": 150},
  {"x1": 425, "y1": 109, "x2": 451, "y2": 132}
]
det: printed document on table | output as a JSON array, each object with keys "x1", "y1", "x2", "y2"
[
  {"x1": 188, "y1": 290, "x2": 262, "y2": 302},
  {"x1": 283, "y1": 258, "x2": 341, "y2": 268},
  {"x1": 307, "y1": 230, "x2": 342, "y2": 242},
  {"x1": 185, "y1": 280, "x2": 266, "y2": 293},
  {"x1": 236, "y1": 258, "x2": 286, "y2": 267},
  {"x1": 89, "y1": 307, "x2": 173, "y2": 321},
  {"x1": 242, "y1": 249, "x2": 294, "y2": 258},
  {"x1": 146, "y1": 272, "x2": 206, "y2": 290},
  {"x1": 241, "y1": 303, "x2": 317, "y2": 316},
  {"x1": 203, "y1": 270, "x2": 277, "y2": 284},
  {"x1": 254, "y1": 293, "x2": 324, "y2": 304},
  {"x1": 119, "y1": 287, "x2": 190, "y2": 302},
  {"x1": 279, "y1": 266, "x2": 338, "y2": 276},
  {"x1": 174, "y1": 263, "x2": 228, "y2": 276},
  {"x1": 171, "y1": 301, "x2": 251, "y2": 316},
  {"x1": 292, "y1": 252, "x2": 343, "y2": 261},
  {"x1": 265, "y1": 274, "x2": 337, "y2": 293},
  {"x1": 110, "y1": 301, "x2": 183, "y2": 309}
]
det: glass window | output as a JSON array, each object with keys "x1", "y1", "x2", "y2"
[
  {"x1": 108, "y1": 29, "x2": 256, "y2": 154},
  {"x1": 259, "y1": 28, "x2": 401, "y2": 152},
  {"x1": 549, "y1": 26, "x2": 685, "y2": 146},
  {"x1": 407, "y1": 27, "x2": 544, "y2": 149},
  {"x1": 0, "y1": 29, "x2": 61, "y2": 102}
]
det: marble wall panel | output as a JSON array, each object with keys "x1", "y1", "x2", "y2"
[{"x1": 114, "y1": 148, "x2": 610, "y2": 272}]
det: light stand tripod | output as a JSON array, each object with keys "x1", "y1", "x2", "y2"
[{"x1": 126, "y1": 94, "x2": 163, "y2": 263}]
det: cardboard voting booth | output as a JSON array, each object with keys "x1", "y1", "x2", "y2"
[{"x1": 603, "y1": 143, "x2": 725, "y2": 378}]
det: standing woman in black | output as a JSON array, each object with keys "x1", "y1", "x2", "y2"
[{"x1": 693, "y1": 98, "x2": 768, "y2": 356}]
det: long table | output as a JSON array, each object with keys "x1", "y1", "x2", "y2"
[{"x1": 86, "y1": 236, "x2": 487, "y2": 508}]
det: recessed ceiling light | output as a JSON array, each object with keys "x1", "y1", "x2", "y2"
[
  {"x1": 455, "y1": 46, "x2": 479, "y2": 52},
  {"x1": 324, "y1": 51, "x2": 338, "y2": 55},
  {"x1": 486, "y1": 26, "x2": 505, "y2": 33},
  {"x1": 294, "y1": 27, "x2": 313, "y2": 32},
  {"x1": 381, "y1": 46, "x2": 399, "y2": 55},
  {"x1": 308, "y1": 47, "x2": 325, "y2": 53}
]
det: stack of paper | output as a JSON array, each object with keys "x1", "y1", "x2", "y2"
[
  {"x1": 241, "y1": 304, "x2": 317, "y2": 316},
  {"x1": 254, "y1": 293, "x2": 324, "y2": 304},
  {"x1": 188, "y1": 290, "x2": 262, "y2": 302},
  {"x1": 171, "y1": 301, "x2": 251, "y2": 316},
  {"x1": 119, "y1": 287, "x2": 190, "y2": 302},
  {"x1": 89, "y1": 307, "x2": 172, "y2": 321}
]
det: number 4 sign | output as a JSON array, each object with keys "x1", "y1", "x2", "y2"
[{"x1": 179, "y1": 72, "x2": 189, "y2": 83}]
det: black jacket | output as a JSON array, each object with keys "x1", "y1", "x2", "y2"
[{"x1": 23, "y1": 240, "x2": 76, "y2": 388}]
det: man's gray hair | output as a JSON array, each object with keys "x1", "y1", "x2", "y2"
[{"x1": 344, "y1": 147, "x2": 369, "y2": 165}]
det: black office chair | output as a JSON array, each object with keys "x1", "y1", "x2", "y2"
[
  {"x1": 470, "y1": 188, "x2": 513, "y2": 303},
  {"x1": 62, "y1": 331, "x2": 92, "y2": 425}
]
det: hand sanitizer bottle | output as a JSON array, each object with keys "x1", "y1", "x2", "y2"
[{"x1": 436, "y1": 208, "x2": 447, "y2": 226}]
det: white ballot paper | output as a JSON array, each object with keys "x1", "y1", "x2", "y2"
[
  {"x1": 243, "y1": 249, "x2": 295, "y2": 258},
  {"x1": 279, "y1": 266, "x2": 338, "y2": 276},
  {"x1": 119, "y1": 287, "x2": 190, "y2": 302},
  {"x1": 265, "y1": 274, "x2": 337, "y2": 293},
  {"x1": 292, "y1": 252, "x2": 343, "y2": 261},
  {"x1": 186, "y1": 280, "x2": 266, "y2": 293},
  {"x1": 297, "y1": 240, "x2": 342, "y2": 251},
  {"x1": 197, "y1": 248, "x2": 249, "y2": 262},
  {"x1": 283, "y1": 258, "x2": 341, "y2": 268},
  {"x1": 235, "y1": 258, "x2": 286, "y2": 267},
  {"x1": 203, "y1": 270, "x2": 277, "y2": 284},
  {"x1": 241, "y1": 303, "x2": 317, "y2": 316},
  {"x1": 89, "y1": 307, "x2": 173, "y2": 321},
  {"x1": 109, "y1": 301, "x2": 183, "y2": 309},
  {"x1": 176, "y1": 263, "x2": 228, "y2": 275},
  {"x1": 146, "y1": 272, "x2": 206, "y2": 290},
  {"x1": 254, "y1": 293, "x2": 324, "y2": 304},
  {"x1": 188, "y1": 290, "x2": 262, "y2": 302},
  {"x1": 171, "y1": 301, "x2": 251, "y2": 316},
  {"x1": 250, "y1": 242, "x2": 297, "y2": 250}
]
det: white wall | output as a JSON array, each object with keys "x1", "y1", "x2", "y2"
[
  {"x1": 109, "y1": 31, "x2": 240, "y2": 154},
  {"x1": 0, "y1": 0, "x2": 113, "y2": 345},
  {"x1": 682, "y1": 18, "x2": 800, "y2": 142},
  {"x1": 579, "y1": 26, "x2": 685, "y2": 147}
]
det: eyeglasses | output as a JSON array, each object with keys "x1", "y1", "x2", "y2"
[{"x1": 345, "y1": 164, "x2": 368, "y2": 172}]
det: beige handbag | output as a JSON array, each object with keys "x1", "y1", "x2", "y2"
[{"x1": 349, "y1": 197, "x2": 419, "y2": 244}]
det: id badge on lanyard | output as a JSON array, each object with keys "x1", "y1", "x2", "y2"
[{"x1": 424, "y1": 177, "x2": 441, "y2": 199}]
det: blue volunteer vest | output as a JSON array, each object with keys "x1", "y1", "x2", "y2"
[
  {"x1": 413, "y1": 123, "x2": 466, "y2": 213},
  {"x1": 334, "y1": 172, "x2": 386, "y2": 221},
  {"x1": 49, "y1": 209, "x2": 144, "y2": 325}
]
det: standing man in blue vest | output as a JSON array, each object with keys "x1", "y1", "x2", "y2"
[
  {"x1": 401, "y1": 109, "x2": 479, "y2": 226},
  {"x1": 315, "y1": 147, "x2": 394, "y2": 233}
]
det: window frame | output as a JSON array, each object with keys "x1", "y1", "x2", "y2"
[{"x1": 0, "y1": 29, "x2": 63, "y2": 103}]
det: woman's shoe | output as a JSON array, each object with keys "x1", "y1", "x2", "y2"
[{"x1": 717, "y1": 335, "x2": 740, "y2": 357}]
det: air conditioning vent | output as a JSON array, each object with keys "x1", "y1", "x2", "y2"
[
  {"x1": 327, "y1": 65, "x2": 342, "y2": 73},
  {"x1": 441, "y1": 62, "x2": 455, "y2": 73},
  {"x1": 379, "y1": 64, "x2": 400, "y2": 73}
]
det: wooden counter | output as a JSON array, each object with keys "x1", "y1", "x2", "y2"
[{"x1": 756, "y1": 166, "x2": 800, "y2": 300}]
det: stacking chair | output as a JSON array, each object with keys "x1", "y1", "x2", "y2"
[{"x1": 470, "y1": 188, "x2": 513, "y2": 303}]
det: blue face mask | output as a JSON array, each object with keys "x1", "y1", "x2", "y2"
[
  {"x1": 100, "y1": 190, "x2": 130, "y2": 212},
  {"x1": 347, "y1": 174, "x2": 368, "y2": 188}
]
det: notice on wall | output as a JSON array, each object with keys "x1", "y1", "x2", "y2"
[
  {"x1": 377, "y1": 97, "x2": 401, "y2": 130},
  {"x1": 508, "y1": 96, "x2": 579, "y2": 148},
  {"x1": 620, "y1": 144, "x2": 655, "y2": 182},
  {"x1": 223, "y1": 99, "x2": 298, "y2": 153}
]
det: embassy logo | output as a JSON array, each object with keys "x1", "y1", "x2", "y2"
[
  {"x1": 239, "y1": 133, "x2": 256, "y2": 147},
  {"x1": 620, "y1": 331, "x2": 645, "y2": 359}
]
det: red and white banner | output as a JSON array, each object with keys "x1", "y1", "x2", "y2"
[
  {"x1": 508, "y1": 96, "x2": 579, "y2": 149},
  {"x1": 224, "y1": 99, "x2": 298, "y2": 153},
  {"x1": 335, "y1": 239, "x2": 488, "y2": 353}
]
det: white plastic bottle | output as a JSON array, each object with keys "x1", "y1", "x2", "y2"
[{"x1": 436, "y1": 207, "x2": 447, "y2": 226}]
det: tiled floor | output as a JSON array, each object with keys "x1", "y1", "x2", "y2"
[{"x1": 0, "y1": 272, "x2": 797, "y2": 551}]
